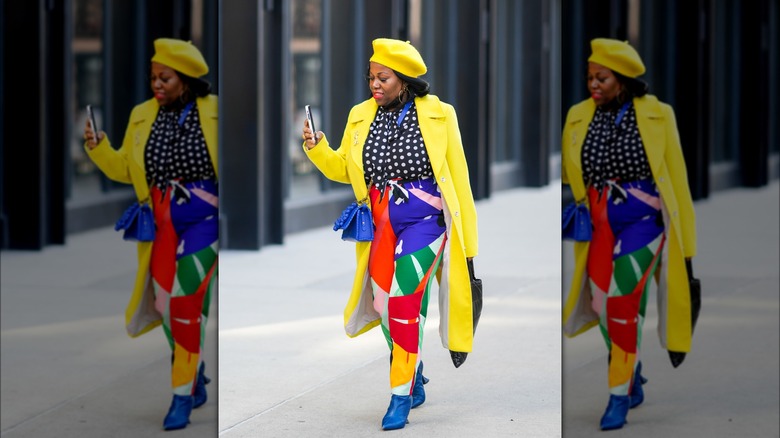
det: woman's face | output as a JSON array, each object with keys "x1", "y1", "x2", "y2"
[
  {"x1": 587, "y1": 62, "x2": 622, "y2": 107},
  {"x1": 150, "y1": 62, "x2": 185, "y2": 107},
  {"x1": 367, "y1": 62, "x2": 404, "y2": 108}
]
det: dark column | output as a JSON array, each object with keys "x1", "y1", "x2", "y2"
[
  {"x1": 520, "y1": 0, "x2": 546, "y2": 187},
  {"x1": 739, "y1": 0, "x2": 770, "y2": 187},
  {"x1": 220, "y1": 0, "x2": 260, "y2": 249},
  {"x1": 259, "y1": 0, "x2": 284, "y2": 246},
  {"x1": 1, "y1": 1, "x2": 67, "y2": 249},
  {"x1": 671, "y1": 0, "x2": 710, "y2": 199},
  {"x1": 220, "y1": 0, "x2": 284, "y2": 249}
]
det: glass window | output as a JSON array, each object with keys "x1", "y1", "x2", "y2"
[
  {"x1": 70, "y1": 0, "x2": 106, "y2": 200},
  {"x1": 287, "y1": 0, "x2": 323, "y2": 200}
]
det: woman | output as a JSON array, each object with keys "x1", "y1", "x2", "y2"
[
  {"x1": 301, "y1": 38, "x2": 478, "y2": 431},
  {"x1": 561, "y1": 38, "x2": 697, "y2": 430},
  {"x1": 83, "y1": 38, "x2": 217, "y2": 431}
]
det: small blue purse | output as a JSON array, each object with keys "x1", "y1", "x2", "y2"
[
  {"x1": 562, "y1": 201, "x2": 592, "y2": 242},
  {"x1": 333, "y1": 199, "x2": 374, "y2": 242},
  {"x1": 115, "y1": 201, "x2": 156, "y2": 242}
]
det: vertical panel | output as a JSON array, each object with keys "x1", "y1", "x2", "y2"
[
  {"x1": 738, "y1": 0, "x2": 770, "y2": 187},
  {"x1": 1, "y1": 1, "x2": 44, "y2": 248},
  {"x1": 219, "y1": 0, "x2": 261, "y2": 249},
  {"x1": 259, "y1": 0, "x2": 285, "y2": 245}
]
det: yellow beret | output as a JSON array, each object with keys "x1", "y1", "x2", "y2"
[
  {"x1": 588, "y1": 38, "x2": 645, "y2": 78},
  {"x1": 369, "y1": 38, "x2": 427, "y2": 78},
  {"x1": 151, "y1": 38, "x2": 209, "y2": 78}
]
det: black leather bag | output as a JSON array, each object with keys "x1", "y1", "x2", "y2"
[{"x1": 450, "y1": 259, "x2": 483, "y2": 368}]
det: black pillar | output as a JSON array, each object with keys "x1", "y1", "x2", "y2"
[
  {"x1": 671, "y1": 0, "x2": 710, "y2": 199},
  {"x1": 1, "y1": 1, "x2": 67, "y2": 249},
  {"x1": 739, "y1": 0, "x2": 770, "y2": 187},
  {"x1": 259, "y1": 0, "x2": 284, "y2": 246},
  {"x1": 220, "y1": 0, "x2": 284, "y2": 249}
]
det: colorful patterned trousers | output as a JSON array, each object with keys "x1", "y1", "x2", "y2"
[
  {"x1": 587, "y1": 178, "x2": 665, "y2": 396},
  {"x1": 369, "y1": 177, "x2": 447, "y2": 396},
  {"x1": 150, "y1": 179, "x2": 218, "y2": 397}
]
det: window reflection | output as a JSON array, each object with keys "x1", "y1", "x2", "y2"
[
  {"x1": 288, "y1": 0, "x2": 323, "y2": 199},
  {"x1": 70, "y1": 0, "x2": 104, "y2": 199}
]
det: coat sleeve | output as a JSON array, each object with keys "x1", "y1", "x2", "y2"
[
  {"x1": 663, "y1": 104, "x2": 697, "y2": 258},
  {"x1": 444, "y1": 104, "x2": 479, "y2": 257},
  {"x1": 84, "y1": 107, "x2": 139, "y2": 184}
]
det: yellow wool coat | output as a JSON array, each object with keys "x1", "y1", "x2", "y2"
[
  {"x1": 85, "y1": 95, "x2": 219, "y2": 338},
  {"x1": 304, "y1": 94, "x2": 479, "y2": 354},
  {"x1": 561, "y1": 95, "x2": 697, "y2": 354}
]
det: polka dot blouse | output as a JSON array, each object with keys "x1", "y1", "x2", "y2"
[
  {"x1": 363, "y1": 101, "x2": 433, "y2": 188},
  {"x1": 144, "y1": 103, "x2": 215, "y2": 190},
  {"x1": 581, "y1": 102, "x2": 652, "y2": 190}
]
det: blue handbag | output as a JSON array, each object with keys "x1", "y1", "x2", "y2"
[
  {"x1": 333, "y1": 199, "x2": 374, "y2": 242},
  {"x1": 115, "y1": 201, "x2": 156, "y2": 242},
  {"x1": 562, "y1": 201, "x2": 592, "y2": 242}
]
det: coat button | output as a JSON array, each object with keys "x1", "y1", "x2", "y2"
[
  {"x1": 673, "y1": 211, "x2": 678, "y2": 217},
  {"x1": 659, "y1": 177, "x2": 664, "y2": 182},
  {"x1": 455, "y1": 211, "x2": 460, "y2": 217},
  {"x1": 440, "y1": 177, "x2": 446, "y2": 183}
]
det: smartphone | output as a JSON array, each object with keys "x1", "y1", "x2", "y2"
[
  {"x1": 304, "y1": 105, "x2": 316, "y2": 142},
  {"x1": 86, "y1": 104, "x2": 98, "y2": 134}
]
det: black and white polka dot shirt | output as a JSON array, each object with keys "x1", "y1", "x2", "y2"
[
  {"x1": 363, "y1": 101, "x2": 433, "y2": 188},
  {"x1": 581, "y1": 102, "x2": 652, "y2": 190},
  {"x1": 144, "y1": 103, "x2": 215, "y2": 190}
]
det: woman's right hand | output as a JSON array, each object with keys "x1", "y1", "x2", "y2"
[
  {"x1": 84, "y1": 120, "x2": 104, "y2": 150},
  {"x1": 302, "y1": 119, "x2": 322, "y2": 150}
]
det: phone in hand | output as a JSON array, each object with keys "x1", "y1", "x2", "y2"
[
  {"x1": 86, "y1": 105, "x2": 98, "y2": 134},
  {"x1": 305, "y1": 105, "x2": 316, "y2": 142}
]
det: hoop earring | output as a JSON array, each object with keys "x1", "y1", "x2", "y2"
[
  {"x1": 180, "y1": 86, "x2": 191, "y2": 104},
  {"x1": 399, "y1": 84, "x2": 410, "y2": 103}
]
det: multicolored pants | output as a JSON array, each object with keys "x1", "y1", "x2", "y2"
[
  {"x1": 150, "y1": 179, "x2": 218, "y2": 396},
  {"x1": 587, "y1": 178, "x2": 665, "y2": 396},
  {"x1": 369, "y1": 177, "x2": 447, "y2": 396}
]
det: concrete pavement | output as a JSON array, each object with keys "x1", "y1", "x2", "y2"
[
  {"x1": 3, "y1": 180, "x2": 776, "y2": 438},
  {"x1": 562, "y1": 181, "x2": 780, "y2": 437},
  {"x1": 1, "y1": 228, "x2": 218, "y2": 437},
  {"x1": 217, "y1": 184, "x2": 563, "y2": 437}
]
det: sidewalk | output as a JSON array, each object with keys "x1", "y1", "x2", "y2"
[
  {"x1": 217, "y1": 184, "x2": 563, "y2": 437},
  {"x1": 1, "y1": 229, "x2": 218, "y2": 437},
  {"x1": 562, "y1": 181, "x2": 780, "y2": 437}
]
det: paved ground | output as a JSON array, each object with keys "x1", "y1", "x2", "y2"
[
  {"x1": 2, "y1": 180, "x2": 777, "y2": 438},
  {"x1": 562, "y1": 181, "x2": 780, "y2": 437},
  {"x1": 217, "y1": 184, "x2": 563, "y2": 437},
  {"x1": 1, "y1": 229, "x2": 218, "y2": 437}
]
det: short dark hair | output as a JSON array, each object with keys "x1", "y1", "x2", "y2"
[
  {"x1": 394, "y1": 70, "x2": 430, "y2": 97},
  {"x1": 613, "y1": 71, "x2": 649, "y2": 99},
  {"x1": 178, "y1": 71, "x2": 212, "y2": 99}
]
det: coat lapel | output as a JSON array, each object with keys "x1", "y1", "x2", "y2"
[
  {"x1": 634, "y1": 96, "x2": 666, "y2": 177},
  {"x1": 564, "y1": 100, "x2": 595, "y2": 202},
  {"x1": 416, "y1": 96, "x2": 447, "y2": 176}
]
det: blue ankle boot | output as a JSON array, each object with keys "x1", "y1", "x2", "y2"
[
  {"x1": 193, "y1": 362, "x2": 211, "y2": 409},
  {"x1": 381, "y1": 395, "x2": 412, "y2": 430},
  {"x1": 600, "y1": 395, "x2": 630, "y2": 430},
  {"x1": 411, "y1": 362, "x2": 429, "y2": 409},
  {"x1": 163, "y1": 394, "x2": 193, "y2": 430},
  {"x1": 629, "y1": 361, "x2": 648, "y2": 409}
]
